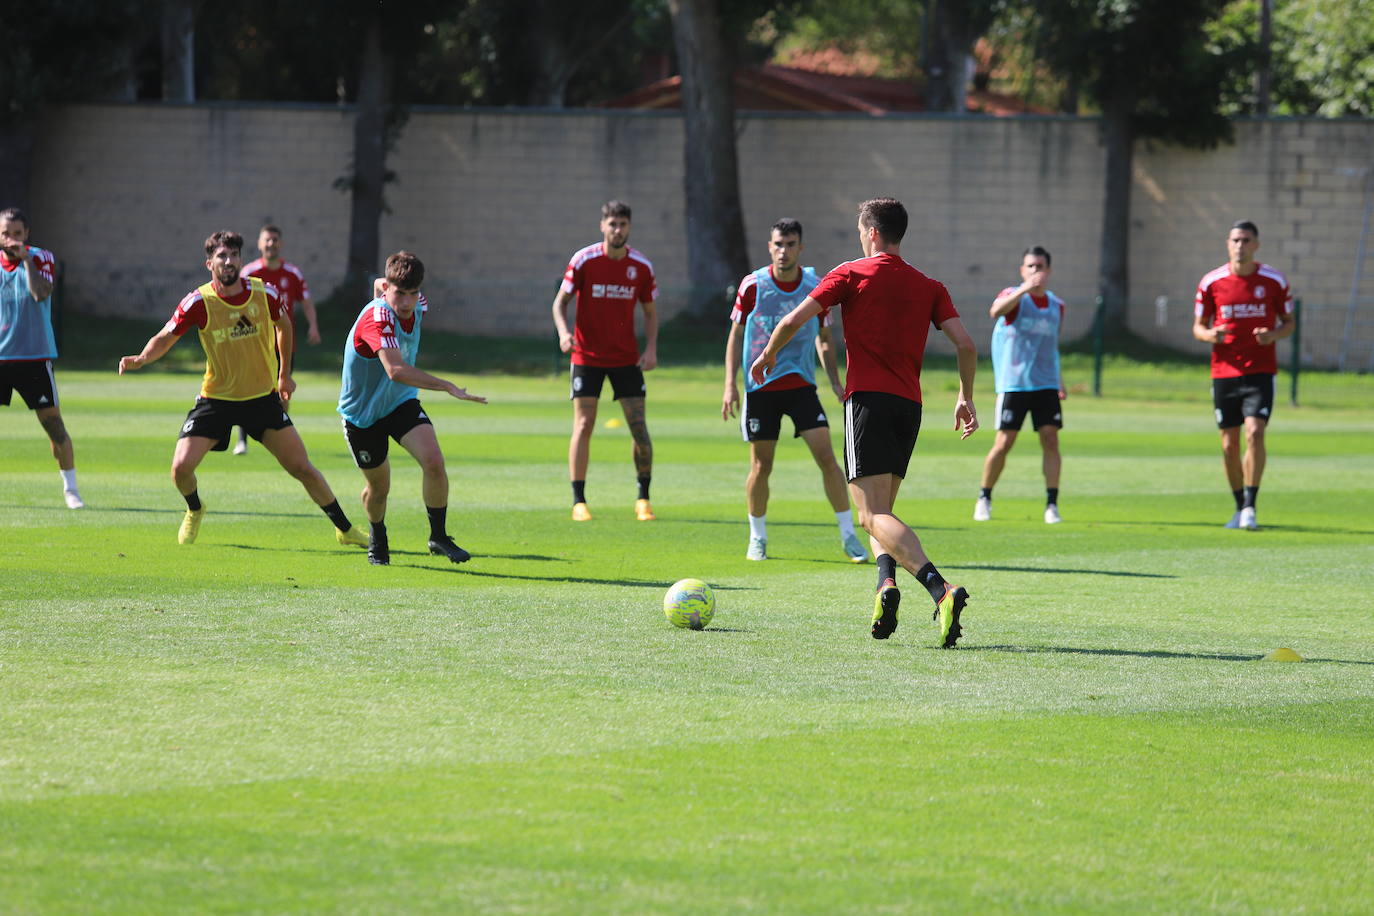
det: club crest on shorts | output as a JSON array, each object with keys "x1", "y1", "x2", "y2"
[{"x1": 749, "y1": 418, "x2": 760, "y2": 433}]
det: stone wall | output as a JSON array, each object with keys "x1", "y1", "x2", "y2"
[{"x1": 28, "y1": 103, "x2": 1374, "y2": 367}]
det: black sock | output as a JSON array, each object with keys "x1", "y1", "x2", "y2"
[
  {"x1": 637, "y1": 475, "x2": 651, "y2": 500},
  {"x1": 427, "y1": 505, "x2": 447, "y2": 540},
  {"x1": 1243, "y1": 486, "x2": 1258, "y2": 510},
  {"x1": 320, "y1": 500, "x2": 351, "y2": 532},
  {"x1": 1232, "y1": 488, "x2": 1245, "y2": 511},
  {"x1": 183, "y1": 489, "x2": 202, "y2": 512},
  {"x1": 1047, "y1": 487, "x2": 1059, "y2": 506},
  {"x1": 915, "y1": 562, "x2": 948, "y2": 603},
  {"x1": 572, "y1": 480, "x2": 586, "y2": 505},
  {"x1": 876, "y1": 553, "x2": 897, "y2": 588},
  {"x1": 370, "y1": 519, "x2": 387, "y2": 542},
  {"x1": 979, "y1": 487, "x2": 992, "y2": 500}
]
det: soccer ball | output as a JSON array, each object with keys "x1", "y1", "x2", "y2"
[{"x1": 664, "y1": 578, "x2": 715, "y2": 630}]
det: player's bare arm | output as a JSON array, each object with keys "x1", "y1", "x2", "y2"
[
  {"x1": 749, "y1": 297, "x2": 822, "y2": 385},
  {"x1": 551, "y1": 289, "x2": 575, "y2": 353},
  {"x1": 300, "y1": 295, "x2": 321, "y2": 346},
  {"x1": 22, "y1": 251, "x2": 55, "y2": 302},
  {"x1": 274, "y1": 311, "x2": 296, "y2": 403},
  {"x1": 118, "y1": 329, "x2": 179, "y2": 373},
  {"x1": 815, "y1": 326, "x2": 845, "y2": 402},
  {"x1": 377, "y1": 348, "x2": 487, "y2": 403},
  {"x1": 1254, "y1": 310, "x2": 1296, "y2": 345},
  {"x1": 1193, "y1": 312, "x2": 1229, "y2": 345},
  {"x1": 722, "y1": 321, "x2": 743, "y2": 419},
  {"x1": 940, "y1": 316, "x2": 979, "y2": 439},
  {"x1": 638, "y1": 300, "x2": 658, "y2": 371}
]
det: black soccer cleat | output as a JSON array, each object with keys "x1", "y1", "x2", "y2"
[
  {"x1": 368, "y1": 530, "x2": 390, "y2": 566},
  {"x1": 428, "y1": 536, "x2": 471, "y2": 564}
]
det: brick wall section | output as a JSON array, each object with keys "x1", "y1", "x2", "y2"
[{"x1": 29, "y1": 104, "x2": 1374, "y2": 367}]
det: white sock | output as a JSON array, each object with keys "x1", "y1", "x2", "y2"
[
  {"x1": 748, "y1": 514, "x2": 766, "y2": 540},
  {"x1": 835, "y1": 509, "x2": 856, "y2": 539},
  {"x1": 60, "y1": 469, "x2": 79, "y2": 492}
]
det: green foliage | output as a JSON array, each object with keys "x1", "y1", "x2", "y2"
[
  {"x1": 770, "y1": 0, "x2": 927, "y2": 77},
  {"x1": 1276, "y1": 0, "x2": 1374, "y2": 116}
]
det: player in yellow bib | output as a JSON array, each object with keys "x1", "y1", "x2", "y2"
[{"x1": 119, "y1": 230, "x2": 369, "y2": 547}]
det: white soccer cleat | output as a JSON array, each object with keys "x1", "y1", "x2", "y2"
[
  {"x1": 746, "y1": 536, "x2": 767, "y2": 561},
  {"x1": 973, "y1": 496, "x2": 991, "y2": 522},
  {"x1": 1239, "y1": 506, "x2": 1258, "y2": 530},
  {"x1": 1224, "y1": 511, "x2": 1242, "y2": 529},
  {"x1": 63, "y1": 489, "x2": 85, "y2": 509},
  {"x1": 841, "y1": 532, "x2": 869, "y2": 563},
  {"x1": 1044, "y1": 504, "x2": 1062, "y2": 524},
  {"x1": 232, "y1": 438, "x2": 248, "y2": 456}
]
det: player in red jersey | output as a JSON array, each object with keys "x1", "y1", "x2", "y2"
[
  {"x1": 750, "y1": 199, "x2": 979, "y2": 648},
  {"x1": 234, "y1": 224, "x2": 321, "y2": 455},
  {"x1": 1193, "y1": 220, "x2": 1294, "y2": 531},
  {"x1": 1, "y1": 207, "x2": 84, "y2": 508},
  {"x1": 551, "y1": 200, "x2": 659, "y2": 522},
  {"x1": 119, "y1": 230, "x2": 368, "y2": 548}
]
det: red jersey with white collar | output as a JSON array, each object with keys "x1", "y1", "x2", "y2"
[
  {"x1": 243, "y1": 259, "x2": 310, "y2": 320},
  {"x1": 810, "y1": 253, "x2": 959, "y2": 403},
  {"x1": 560, "y1": 243, "x2": 657, "y2": 367},
  {"x1": 1194, "y1": 262, "x2": 1293, "y2": 378}
]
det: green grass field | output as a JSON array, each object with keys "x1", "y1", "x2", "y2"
[{"x1": 3, "y1": 360, "x2": 1373, "y2": 913}]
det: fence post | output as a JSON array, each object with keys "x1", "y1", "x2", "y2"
[
  {"x1": 1289, "y1": 298, "x2": 1301, "y2": 406},
  {"x1": 1092, "y1": 294, "x2": 1105, "y2": 397}
]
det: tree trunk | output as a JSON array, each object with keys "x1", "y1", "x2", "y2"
[
  {"x1": 922, "y1": 0, "x2": 978, "y2": 113},
  {"x1": 161, "y1": 0, "x2": 196, "y2": 102},
  {"x1": 0, "y1": 122, "x2": 35, "y2": 215},
  {"x1": 1255, "y1": 0, "x2": 1273, "y2": 115},
  {"x1": 668, "y1": 0, "x2": 749, "y2": 316},
  {"x1": 343, "y1": 19, "x2": 392, "y2": 307},
  {"x1": 526, "y1": 0, "x2": 571, "y2": 107},
  {"x1": 1097, "y1": 96, "x2": 1135, "y2": 337}
]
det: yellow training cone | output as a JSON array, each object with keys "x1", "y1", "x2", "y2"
[
  {"x1": 604, "y1": 417, "x2": 623, "y2": 428},
  {"x1": 1262, "y1": 647, "x2": 1305, "y2": 662}
]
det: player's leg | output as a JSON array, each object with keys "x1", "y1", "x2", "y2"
[
  {"x1": 234, "y1": 427, "x2": 249, "y2": 455},
  {"x1": 1213, "y1": 377, "x2": 1247, "y2": 526},
  {"x1": 359, "y1": 461, "x2": 392, "y2": 564},
  {"x1": 745, "y1": 439, "x2": 776, "y2": 559},
  {"x1": 397, "y1": 421, "x2": 470, "y2": 563},
  {"x1": 170, "y1": 434, "x2": 216, "y2": 544},
  {"x1": 850, "y1": 474, "x2": 931, "y2": 574},
  {"x1": 259, "y1": 423, "x2": 366, "y2": 546},
  {"x1": 35, "y1": 404, "x2": 82, "y2": 508},
  {"x1": 1239, "y1": 415, "x2": 1267, "y2": 530},
  {"x1": 569, "y1": 395, "x2": 598, "y2": 519},
  {"x1": 800, "y1": 425, "x2": 865, "y2": 562},
  {"x1": 1038, "y1": 424, "x2": 1062, "y2": 523},
  {"x1": 976, "y1": 429, "x2": 1017, "y2": 520},
  {"x1": 620, "y1": 394, "x2": 654, "y2": 519}
]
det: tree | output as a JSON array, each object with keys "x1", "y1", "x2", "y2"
[
  {"x1": 921, "y1": 0, "x2": 999, "y2": 113},
  {"x1": 668, "y1": 0, "x2": 751, "y2": 316},
  {"x1": 1032, "y1": 0, "x2": 1239, "y2": 335}
]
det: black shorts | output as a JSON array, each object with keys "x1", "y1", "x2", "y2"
[
  {"x1": 994, "y1": 389, "x2": 1063, "y2": 431},
  {"x1": 0, "y1": 360, "x2": 59, "y2": 410},
  {"x1": 741, "y1": 384, "x2": 829, "y2": 442},
  {"x1": 343, "y1": 398, "x2": 433, "y2": 469},
  {"x1": 570, "y1": 363, "x2": 645, "y2": 401},
  {"x1": 180, "y1": 392, "x2": 292, "y2": 451},
  {"x1": 1212, "y1": 373, "x2": 1275, "y2": 428},
  {"x1": 843, "y1": 391, "x2": 922, "y2": 481}
]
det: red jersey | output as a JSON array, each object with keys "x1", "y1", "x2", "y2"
[
  {"x1": 560, "y1": 243, "x2": 657, "y2": 367},
  {"x1": 351, "y1": 303, "x2": 422, "y2": 358},
  {"x1": 0, "y1": 246, "x2": 56, "y2": 283},
  {"x1": 164, "y1": 282, "x2": 287, "y2": 336},
  {"x1": 996, "y1": 289, "x2": 1064, "y2": 325},
  {"x1": 243, "y1": 259, "x2": 310, "y2": 320},
  {"x1": 1194, "y1": 263, "x2": 1292, "y2": 378},
  {"x1": 810, "y1": 253, "x2": 958, "y2": 403},
  {"x1": 730, "y1": 268, "x2": 830, "y2": 392}
]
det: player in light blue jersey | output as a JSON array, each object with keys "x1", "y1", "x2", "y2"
[
  {"x1": 722, "y1": 218, "x2": 865, "y2": 563},
  {"x1": 0, "y1": 207, "x2": 83, "y2": 508},
  {"x1": 974, "y1": 246, "x2": 1067, "y2": 524},
  {"x1": 339, "y1": 252, "x2": 486, "y2": 565}
]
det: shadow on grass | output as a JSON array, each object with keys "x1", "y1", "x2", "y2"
[
  {"x1": 964, "y1": 645, "x2": 1374, "y2": 665},
  {"x1": 960, "y1": 564, "x2": 1175, "y2": 579},
  {"x1": 380, "y1": 561, "x2": 762, "y2": 592},
  {"x1": 1081, "y1": 518, "x2": 1374, "y2": 537}
]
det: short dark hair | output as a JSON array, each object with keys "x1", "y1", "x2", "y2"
[
  {"x1": 0, "y1": 207, "x2": 29, "y2": 228},
  {"x1": 1231, "y1": 220, "x2": 1259, "y2": 237},
  {"x1": 1023, "y1": 245, "x2": 1052, "y2": 267},
  {"x1": 770, "y1": 218, "x2": 803, "y2": 240},
  {"x1": 385, "y1": 251, "x2": 425, "y2": 290},
  {"x1": 260, "y1": 224, "x2": 282, "y2": 236},
  {"x1": 858, "y1": 198, "x2": 907, "y2": 244},
  {"x1": 205, "y1": 230, "x2": 243, "y2": 257},
  {"x1": 601, "y1": 200, "x2": 632, "y2": 221}
]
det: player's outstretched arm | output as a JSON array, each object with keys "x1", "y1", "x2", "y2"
[
  {"x1": 118, "y1": 329, "x2": 179, "y2": 374},
  {"x1": 940, "y1": 317, "x2": 979, "y2": 440},
  {"x1": 378, "y1": 348, "x2": 487, "y2": 403},
  {"x1": 749, "y1": 296, "x2": 822, "y2": 386}
]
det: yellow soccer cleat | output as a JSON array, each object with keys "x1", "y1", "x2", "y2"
[
  {"x1": 336, "y1": 525, "x2": 370, "y2": 547},
  {"x1": 572, "y1": 502, "x2": 593, "y2": 522},
  {"x1": 871, "y1": 580, "x2": 900, "y2": 639},
  {"x1": 635, "y1": 498, "x2": 656, "y2": 521},
  {"x1": 934, "y1": 583, "x2": 969, "y2": 649},
  {"x1": 178, "y1": 506, "x2": 206, "y2": 545}
]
